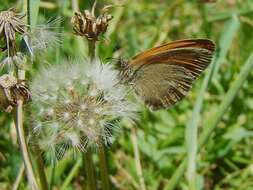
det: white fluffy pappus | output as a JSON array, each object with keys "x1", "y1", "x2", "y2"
[
  {"x1": 31, "y1": 59, "x2": 137, "y2": 158},
  {"x1": 28, "y1": 18, "x2": 62, "y2": 54},
  {"x1": 0, "y1": 18, "x2": 61, "y2": 72}
]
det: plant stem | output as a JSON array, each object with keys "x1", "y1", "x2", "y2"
[
  {"x1": 82, "y1": 25, "x2": 97, "y2": 190},
  {"x1": 88, "y1": 40, "x2": 95, "y2": 60},
  {"x1": 49, "y1": 157, "x2": 56, "y2": 190},
  {"x1": 98, "y1": 145, "x2": 110, "y2": 190},
  {"x1": 83, "y1": 149, "x2": 96, "y2": 190},
  {"x1": 14, "y1": 98, "x2": 39, "y2": 190},
  {"x1": 71, "y1": 0, "x2": 79, "y2": 12},
  {"x1": 164, "y1": 51, "x2": 253, "y2": 190},
  {"x1": 33, "y1": 147, "x2": 48, "y2": 190},
  {"x1": 12, "y1": 1, "x2": 40, "y2": 190}
]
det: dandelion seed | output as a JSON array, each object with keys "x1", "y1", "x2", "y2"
[
  {"x1": 28, "y1": 18, "x2": 62, "y2": 54},
  {"x1": 31, "y1": 59, "x2": 137, "y2": 157},
  {"x1": 0, "y1": 8, "x2": 61, "y2": 72}
]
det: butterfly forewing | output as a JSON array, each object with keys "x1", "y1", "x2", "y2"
[{"x1": 129, "y1": 39, "x2": 215, "y2": 110}]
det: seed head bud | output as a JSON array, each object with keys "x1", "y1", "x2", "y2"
[
  {"x1": 71, "y1": 4, "x2": 113, "y2": 41},
  {"x1": 0, "y1": 74, "x2": 31, "y2": 112}
]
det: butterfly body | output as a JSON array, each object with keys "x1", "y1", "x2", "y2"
[{"x1": 117, "y1": 39, "x2": 215, "y2": 110}]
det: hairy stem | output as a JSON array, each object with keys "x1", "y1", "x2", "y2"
[{"x1": 98, "y1": 145, "x2": 110, "y2": 190}]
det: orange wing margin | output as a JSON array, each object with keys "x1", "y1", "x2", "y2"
[{"x1": 128, "y1": 39, "x2": 215, "y2": 65}]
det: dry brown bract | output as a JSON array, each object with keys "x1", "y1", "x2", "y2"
[
  {"x1": 0, "y1": 8, "x2": 26, "y2": 56},
  {"x1": 71, "y1": 5, "x2": 113, "y2": 41},
  {"x1": 0, "y1": 74, "x2": 31, "y2": 112}
]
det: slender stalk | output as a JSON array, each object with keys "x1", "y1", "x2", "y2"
[
  {"x1": 131, "y1": 128, "x2": 146, "y2": 190},
  {"x1": 14, "y1": 99, "x2": 39, "y2": 190},
  {"x1": 49, "y1": 157, "x2": 56, "y2": 190},
  {"x1": 71, "y1": 0, "x2": 79, "y2": 12},
  {"x1": 82, "y1": 21, "x2": 97, "y2": 190},
  {"x1": 33, "y1": 147, "x2": 48, "y2": 190},
  {"x1": 13, "y1": 1, "x2": 40, "y2": 190},
  {"x1": 83, "y1": 149, "x2": 96, "y2": 190},
  {"x1": 98, "y1": 145, "x2": 110, "y2": 190},
  {"x1": 88, "y1": 40, "x2": 96, "y2": 60},
  {"x1": 164, "y1": 51, "x2": 253, "y2": 190}
]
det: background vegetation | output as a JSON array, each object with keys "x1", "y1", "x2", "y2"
[{"x1": 0, "y1": 0, "x2": 253, "y2": 189}]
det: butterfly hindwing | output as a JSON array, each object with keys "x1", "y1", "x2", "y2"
[{"x1": 129, "y1": 39, "x2": 215, "y2": 109}]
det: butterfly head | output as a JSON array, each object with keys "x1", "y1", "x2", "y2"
[{"x1": 113, "y1": 58, "x2": 135, "y2": 84}]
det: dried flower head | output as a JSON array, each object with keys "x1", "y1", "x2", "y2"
[
  {"x1": 0, "y1": 8, "x2": 26, "y2": 56},
  {"x1": 0, "y1": 74, "x2": 31, "y2": 112},
  {"x1": 71, "y1": 3, "x2": 113, "y2": 41},
  {"x1": 31, "y1": 59, "x2": 136, "y2": 158}
]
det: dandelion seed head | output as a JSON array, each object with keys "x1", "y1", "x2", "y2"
[
  {"x1": 31, "y1": 59, "x2": 137, "y2": 156},
  {"x1": 29, "y1": 18, "x2": 62, "y2": 54}
]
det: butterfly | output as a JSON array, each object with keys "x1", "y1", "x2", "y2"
[{"x1": 117, "y1": 39, "x2": 215, "y2": 110}]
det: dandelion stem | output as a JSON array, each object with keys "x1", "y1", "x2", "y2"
[
  {"x1": 12, "y1": 1, "x2": 40, "y2": 190},
  {"x1": 71, "y1": 0, "x2": 79, "y2": 12},
  {"x1": 83, "y1": 14, "x2": 97, "y2": 190},
  {"x1": 14, "y1": 99, "x2": 39, "y2": 190},
  {"x1": 83, "y1": 149, "x2": 97, "y2": 190},
  {"x1": 33, "y1": 147, "x2": 49, "y2": 190},
  {"x1": 88, "y1": 40, "x2": 95, "y2": 60},
  {"x1": 49, "y1": 157, "x2": 56, "y2": 190},
  {"x1": 98, "y1": 145, "x2": 110, "y2": 190}
]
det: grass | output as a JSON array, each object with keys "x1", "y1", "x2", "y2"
[{"x1": 1, "y1": 0, "x2": 253, "y2": 190}]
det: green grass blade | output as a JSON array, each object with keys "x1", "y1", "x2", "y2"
[
  {"x1": 212, "y1": 15, "x2": 240, "y2": 80},
  {"x1": 185, "y1": 14, "x2": 240, "y2": 190},
  {"x1": 61, "y1": 157, "x2": 82, "y2": 190},
  {"x1": 165, "y1": 51, "x2": 253, "y2": 190},
  {"x1": 198, "y1": 55, "x2": 253, "y2": 150},
  {"x1": 28, "y1": 0, "x2": 40, "y2": 27},
  {"x1": 185, "y1": 59, "x2": 214, "y2": 190}
]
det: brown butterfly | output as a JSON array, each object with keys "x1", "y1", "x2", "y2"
[{"x1": 118, "y1": 39, "x2": 215, "y2": 110}]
